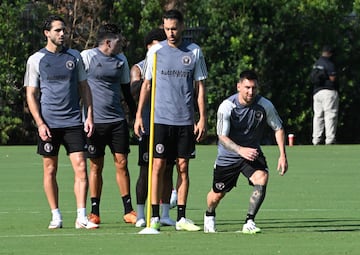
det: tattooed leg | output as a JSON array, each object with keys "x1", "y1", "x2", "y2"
[{"x1": 245, "y1": 185, "x2": 266, "y2": 222}]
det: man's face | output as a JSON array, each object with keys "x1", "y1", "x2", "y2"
[
  {"x1": 107, "y1": 35, "x2": 123, "y2": 55},
  {"x1": 237, "y1": 78, "x2": 258, "y2": 105},
  {"x1": 163, "y1": 18, "x2": 183, "y2": 47},
  {"x1": 45, "y1": 20, "x2": 65, "y2": 47}
]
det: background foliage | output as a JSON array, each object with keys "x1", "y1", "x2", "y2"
[{"x1": 1, "y1": 0, "x2": 360, "y2": 144}]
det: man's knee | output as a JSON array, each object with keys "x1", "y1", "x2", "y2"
[{"x1": 250, "y1": 171, "x2": 268, "y2": 185}]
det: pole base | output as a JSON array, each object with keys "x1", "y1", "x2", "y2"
[{"x1": 138, "y1": 227, "x2": 160, "y2": 234}]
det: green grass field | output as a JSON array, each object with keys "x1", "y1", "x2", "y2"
[{"x1": 1, "y1": 144, "x2": 360, "y2": 254}]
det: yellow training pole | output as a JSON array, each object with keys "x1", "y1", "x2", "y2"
[{"x1": 145, "y1": 52, "x2": 157, "y2": 229}]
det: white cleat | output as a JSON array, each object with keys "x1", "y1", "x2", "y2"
[
  {"x1": 204, "y1": 214, "x2": 217, "y2": 233},
  {"x1": 135, "y1": 218, "x2": 146, "y2": 228},
  {"x1": 176, "y1": 217, "x2": 200, "y2": 231},
  {"x1": 75, "y1": 218, "x2": 99, "y2": 229},
  {"x1": 242, "y1": 220, "x2": 261, "y2": 234},
  {"x1": 48, "y1": 219, "x2": 63, "y2": 229}
]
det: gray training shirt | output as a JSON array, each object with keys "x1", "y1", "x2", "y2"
[
  {"x1": 144, "y1": 40, "x2": 208, "y2": 126},
  {"x1": 81, "y1": 48, "x2": 130, "y2": 123},
  {"x1": 216, "y1": 94, "x2": 283, "y2": 167},
  {"x1": 24, "y1": 47, "x2": 87, "y2": 128}
]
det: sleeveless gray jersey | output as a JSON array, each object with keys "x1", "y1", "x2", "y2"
[
  {"x1": 144, "y1": 40, "x2": 207, "y2": 125},
  {"x1": 81, "y1": 48, "x2": 130, "y2": 123},
  {"x1": 216, "y1": 94, "x2": 283, "y2": 166},
  {"x1": 24, "y1": 47, "x2": 87, "y2": 128}
]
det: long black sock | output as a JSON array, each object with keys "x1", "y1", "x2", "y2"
[
  {"x1": 91, "y1": 197, "x2": 100, "y2": 216},
  {"x1": 177, "y1": 205, "x2": 186, "y2": 221},
  {"x1": 152, "y1": 204, "x2": 160, "y2": 218},
  {"x1": 122, "y1": 194, "x2": 133, "y2": 214}
]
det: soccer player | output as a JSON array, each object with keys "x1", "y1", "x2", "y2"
[
  {"x1": 131, "y1": 28, "x2": 177, "y2": 228},
  {"x1": 203, "y1": 70, "x2": 288, "y2": 233},
  {"x1": 81, "y1": 24, "x2": 137, "y2": 225},
  {"x1": 24, "y1": 15, "x2": 98, "y2": 229},
  {"x1": 134, "y1": 9, "x2": 208, "y2": 231}
]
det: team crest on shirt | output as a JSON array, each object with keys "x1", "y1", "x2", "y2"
[
  {"x1": 182, "y1": 56, "x2": 192, "y2": 66},
  {"x1": 155, "y1": 144, "x2": 165, "y2": 154},
  {"x1": 44, "y1": 143, "x2": 53, "y2": 153},
  {"x1": 142, "y1": 152, "x2": 149, "y2": 162},
  {"x1": 215, "y1": 182, "x2": 225, "y2": 191},
  {"x1": 255, "y1": 110, "x2": 263, "y2": 121},
  {"x1": 88, "y1": 145, "x2": 96, "y2": 154},
  {"x1": 66, "y1": 60, "x2": 75, "y2": 70}
]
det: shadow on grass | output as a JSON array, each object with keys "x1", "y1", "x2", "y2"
[{"x1": 215, "y1": 218, "x2": 360, "y2": 233}]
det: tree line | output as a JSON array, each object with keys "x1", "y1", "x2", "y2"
[{"x1": 1, "y1": 0, "x2": 360, "y2": 145}]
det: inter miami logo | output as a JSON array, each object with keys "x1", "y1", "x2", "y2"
[
  {"x1": 182, "y1": 56, "x2": 191, "y2": 66},
  {"x1": 255, "y1": 110, "x2": 263, "y2": 121},
  {"x1": 44, "y1": 143, "x2": 53, "y2": 153},
  {"x1": 66, "y1": 60, "x2": 75, "y2": 70},
  {"x1": 88, "y1": 145, "x2": 97, "y2": 154},
  {"x1": 155, "y1": 144, "x2": 164, "y2": 154},
  {"x1": 142, "y1": 152, "x2": 149, "y2": 162},
  {"x1": 215, "y1": 182, "x2": 225, "y2": 191}
]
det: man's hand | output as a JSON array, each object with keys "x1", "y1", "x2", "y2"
[
  {"x1": 38, "y1": 123, "x2": 52, "y2": 142},
  {"x1": 277, "y1": 155, "x2": 288, "y2": 176},
  {"x1": 238, "y1": 146, "x2": 259, "y2": 161},
  {"x1": 134, "y1": 117, "x2": 144, "y2": 138}
]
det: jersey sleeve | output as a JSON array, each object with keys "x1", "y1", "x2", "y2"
[
  {"x1": 193, "y1": 46, "x2": 208, "y2": 81},
  {"x1": 80, "y1": 49, "x2": 91, "y2": 72},
  {"x1": 144, "y1": 44, "x2": 161, "y2": 81},
  {"x1": 216, "y1": 99, "x2": 234, "y2": 136},
  {"x1": 258, "y1": 97, "x2": 283, "y2": 131},
  {"x1": 23, "y1": 53, "x2": 42, "y2": 88},
  {"x1": 119, "y1": 53, "x2": 130, "y2": 84}
]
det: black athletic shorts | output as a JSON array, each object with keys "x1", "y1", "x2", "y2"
[
  {"x1": 37, "y1": 125, "x2": 86, "y2": 156},
  {"x1": 137, "y1": 134, "x2": 183, "y2": 166},
  {"x1": 138, "y1": 134, "x2": 149, "y2": 166},
  {"x1": 212, "y1": 154, "x2": 268, "y2": 193},
  {"x1": 153, "y1": 124, "x2": 196, "y2": 161},
  {"x1": 86, "y1": 120, "x2": 130, "y2": 158}
]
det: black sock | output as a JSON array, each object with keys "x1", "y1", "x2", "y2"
[
  {"x1": 91, "y1": 197, "x2": 100, "y2": 216},
  {"x1": 206, "y1": 210, "x2": 216, "y2": 217},
  {"x1": 245, "y1": 214, "x2": 255, "y2": 223},
  {"x1": 152, "y1": 204, "x2": 160, "y2": 218},
  {"x1": 122, "y1": 194, "x2": 133, "y2": 214},
  {"x1": 177, "y1": 205, "x2": 186, "y2": 221}
]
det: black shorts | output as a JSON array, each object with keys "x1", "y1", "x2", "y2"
[
  {"x1": 138, "y1": 135, "x2": 149, "y2": 166},
  {"x1": 212, "y1": 155, "x2": 269, "y2": 193},
  {"x1": 137, "y1": 134, "x2": 183, "y2": 166},
  {"x1": 153, "y1": 124, "x2": 196, "y2": 161},
  {"x1": 37, "y1": 126, "x2": 86, "y2": 156},
  {"x1": 86, "y1": 120, "x2": 130, "y2": 158}
]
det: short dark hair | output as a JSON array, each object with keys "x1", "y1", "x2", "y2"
[
  {"x1": 43, "y1": 15, "x2": 65, "y2": 32},
  {"x1": 239, "y1": 70, "x2": 258, "y2": 82},
  {"x1": 163, "y1": 9, "x2": 184, "y2": 24},
  {"x1": 322, "y1": 45, "x2": 334, "y2": 54},
  {"x1": 144, "y1": 28, "x2": 166, "y2": 48},
  {"x1": 97, "y1": 24, "x2": 122, "y2": 44}
]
